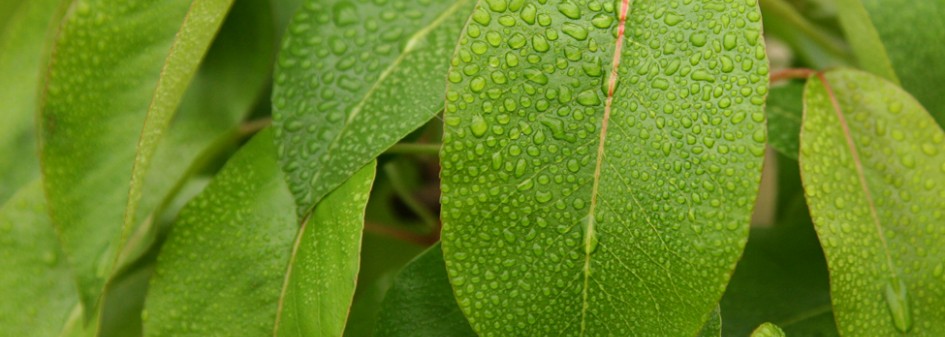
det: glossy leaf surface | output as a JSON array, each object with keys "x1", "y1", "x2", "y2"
[
  {"x1": 374, "y1": 244, "x2": 476, "y2": 337},
  {"x1": 144, "y1": 130, "x2": 377, "y2": 337},
  {"x1": 39, "y1": 0, "x2": 236, "y2": 311},
  {"x1": 800, "y1": 69, "x2": 945, "y2": 336},
  {"x1": 751, "y1": 323, "x2": 786, "y2": 337},
  {"x1": 0, "y1": 0, "x2": 66, "y2": 202},
  {"x1": 696, "y1": 307, "x2": 722, "y2": 337},
  {"x1": 0, "y1": 182, "x2": 86, "y2": 337},
  {"x1": 272, "y1": 0, "x2": 474, "y2": 216},
  {"x1": 440, "y1": 1, "x2": 768, "y2": 336}
]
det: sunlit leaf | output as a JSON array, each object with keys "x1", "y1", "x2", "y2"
[
  {"x1": 272, "y1": 0, "x2": 475, "y2": 217},
  {"x1": 144, "y1": 130, "x2": 377, "y2": 337},
  {"x1": 800, "y1": 68, "x2": 945, "y2": 336},
  {"x1": 39, "y1": 0, "x2": 242, "y2": 313},
  {"x1": 440, "y1": 1, "x2": 768, "y2": 335}
]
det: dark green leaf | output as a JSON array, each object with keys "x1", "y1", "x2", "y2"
[
  {"x1": 374, "y1": 244, "x2": 476, "y2": 337},
  {"x1": 766, "y1": 81, "x2": 805, "y2": 160},
  {"x1": 272, "y1": 0, "x2": 475, "y2": 217},
  {"x1": 39, "y1": 0, "x2": 243, "y2": 313},
  {"x1": 440, "y1": 1, "x2": 768, "y2": 335},
  {"x1": 800, "y1": 68, "x2": 945, "y2": 336}
]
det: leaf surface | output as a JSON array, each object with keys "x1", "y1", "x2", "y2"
[
  {"x1": 39, "y1": 0, "x2": 237, "y2": 312},
  {"x1": 696, "y1": 306, "x2": 722, "y2": 337},
  {"x1": 272, "y1": 0, "x2": 475, "y2": 216},
  {"x1": 800, "y1": 68, "x2": 945, "y2": 336},
  {"x1": 144, "y1": 129, "x2": 377, "y2": 337},
  {"x1": 0, "y1": 181, "x2": 88, "y2": 337},
  {"x1": 440, "y1": 1, "x2": 768, "y2": 335},
  {"x1": 861, "y1": 0, "x2": 945, "y2": 126},
  {"x1": 766, "y1": 81, "x2": 804, "y2": 159},
  {"x1": 751, "y1": 323, "x2": 786, "y2": 337},
  {"x1": 374, "y1": 244, "x2": 476, "y2": 337},
  {"x1": 0, "y1": 0, "x2": 67, "y2": 202}
]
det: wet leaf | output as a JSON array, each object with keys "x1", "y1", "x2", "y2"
[
  {"x1": 751, "y1": 323, "x2": 787, "y2": 337},
  {"x1": 272, "y1": 0, "x2": 475, "y2": 217},
  {"x1": 0, "y1": 0, "x2": 67, "y2": 202},
  {"x1": 440, "y1": 1, "x2": 768, "y2": 336},
  {"x1": 766, "y1": 81, "x2": 805, "y2": 160},
  {"x1": 38, "y1": 0, "x2": 244, "y2": 313},
  {"x1": 144, "y1": 130, "x2": 377, "y2": 337},
  {"x1": 0, "y1": 181, "x2": 89, "y2": 337},
  {"x1": 374, "y1": 244, "x2": 476, "y2": 337},
  {"x1": 696, "y1": 306, "x2": 722, "y2": 337},
  {"x1": 800, "y1": 68, "x2": 945, "y2": 336}
]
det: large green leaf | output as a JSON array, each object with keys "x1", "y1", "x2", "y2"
[
  {"x1": 374, "y1": 244, "x2": 476, "y2": 337},
  {"x1": 0, "y1": 181, "x2": 90, "y2": 337},
  {"x1": 0, "y1": 0, "x2": 67, "y2": 202},
  {"x1": 758, "y1": 0, "x2": 850, "y2": 68},
  {"x1": 440, "y1": 1, "x2": 768, "y2": 335},
  {"x1": 696, "y1": 306, "x2": 722, "y2": 337},
  {"x1": 272, "y1": 0, "x2": 474, "y2": 217},
  {"x1": 143, "y1": 129, "x2": 377, "y2": 337},
  {"x1": 800, "y1": 68, "x2": 945, "y2": 336},
  {"x1": 833, "y1": 0, "x2": 898, "y2": 82},
  {"x1": 861, "y1": 0, "x2": 945, "y2": 126},
  {"x1": 39, "y1": 0, "x2": 238, "y2": 313}
]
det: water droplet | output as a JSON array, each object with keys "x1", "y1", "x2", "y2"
[
  {"x1": 883, "y1": 276, "x2": 913, "y2": 333},
  {"x1": 471, "y1": 115, "x2": 488, "y2": 137},
  {"x1": 577, "y1": 90, "x2": 600, "y2": 106},
  {"x1": 331, "y1": 2, "x2": 359, "y2": 27},
  {"x1": 557, "y1": 2, "x2": 581, "y2": 19}
]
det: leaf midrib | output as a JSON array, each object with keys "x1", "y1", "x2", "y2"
[
  {"x1": 580, "y1": 1, "x2": 631, "y2": 335},
  {"x1": 815, "y1": 72, "x2": 898, "y2": 276}
]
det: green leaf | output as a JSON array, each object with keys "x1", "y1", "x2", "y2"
[
  {"x1": 0, "y1": 0, "x2": 67, "y2": 202},
  {"x1": 758, "y1": 0, "x2": 850, "y2": 68},
  {"x1": 0, "y1": 181, "x2": 89, "y2": 337},
  {"x1": 144, "y1": 129, "x2": 377, "y2": 337},
  {"x1": 858, "y1": 0, "x2": 945, "y2": 126},
  {"x1": 696, "y1": 306, "x2": 722, "y2": 337},
  {"x1": 272, "y1": 0, "x2": 475, "y2": 217},
  {"x1": 39, "y1": 0, "x2": 238, "y2": 313},
  {"x1": 440, "y1": 1, "x2": 768, "y2": 336},
  {"x1": 833, "y1": 0, "x2": 899, "y2": 83},
  {"x1": 751, "y1": 323, "x2": 787, "y2": 337},
  {"x1": 374, "y1": 244, "x2": 476, "y2": 337},
  {"x1": 766, "y1": 81, "x2": 805, "y2": 160},
  {"x1": 800, "y1": 68, "x2": 945, "y2": 336}
]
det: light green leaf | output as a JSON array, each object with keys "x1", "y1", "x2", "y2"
[
  {"x1": 858, "y1": 0, "x2": 945, "y2": 126},
  {"x1": 800, "y1": 68, "x2": 945, "y2": 336},
  {"x1": 0, "y1": 0, "x2": 67, "y2": 202},
  {"x1": 766, "y1": 81, "x2": 805, "y2": 160},
  {"x1": 833, "y1": 0, "x2": 899, "y2": 83},
  {"x1": 752, "y1": 323, "x2": 787, "y2": 337},
  {"x1": 374, "y1": 244, "x2": 476, "y2": 337},
  {"x1": 0, "y1": 181, "x2": 88, "y2": 337},
  {"x1": 144, "y1": 129, "x2": 377, "y2": 337},
  {"x1": 440, "y1": 1, "x2": 768, "y2": 336},
  {"x1": 272, "y1": 0, "x2": 475, "y2": 217},
  {"x1": 39, "y1": 0, "x2": 237, "y2": 313}
]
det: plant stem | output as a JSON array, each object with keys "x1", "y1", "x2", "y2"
[
  {"x1": 383, "y1": 162, "x2": 440, "y2": 231},
  {"x1": 770, "y1": 68, "x2": 816, "y2": 83},
  {"x1": 238, "y1": 117, "x2": 272, "y2": 136},
  {"x1": 385, "y1": 143, "x2": 441, "y2": 156},
  {"x1": 364, "y1": 222, "x2": 438, "y2": 246}
]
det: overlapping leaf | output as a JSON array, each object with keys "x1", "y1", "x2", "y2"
[
  {"x1": 39, "y1": 0, "x2": 240, "y2": 313},
  {"x1": 440, "y1": 1, "x2": 768, "y2": 335},
  {"x1": 272, "y1": 0, "x2": 475, "y2": 217},
  {"x1": 766, "y1": 81, "x2": 804, "y2": 159},
  {"x1": 800, "y1": 69, "x2": 945, "y2": 336},
  {"x1": 0, "y1": 0, "x2": 67, "y2": 202},
  {"x1": 144, "y1": 130, "x2": 377, "y2": 337},
  {"x1": 836, "y1": 0, "x2": 945, "y2": 125},
  {"x1": 0, "y1": 182, "x2": 90, "y2": 337}
]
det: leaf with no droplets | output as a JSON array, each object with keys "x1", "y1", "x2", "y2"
[
  {"x1": 440, "y1": 0, "x2": 768, "y2": 336},
  {"x1": 800, "y1": 69, "x2": 945, "y2": 336},
  {"x1": 272, "y1": 0, "x2": 475, "y2": 217}
]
